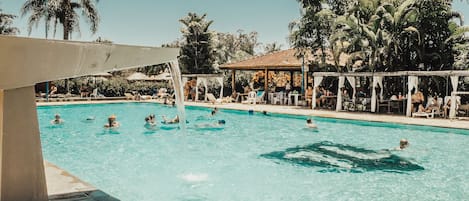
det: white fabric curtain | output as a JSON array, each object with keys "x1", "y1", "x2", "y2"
[
  {"x1": 312, "y1": 76, "x2": 324, "y2": 109},
  {"x1": 336, "y1": 76, "x2": 345, "y2": 111},
  {"x1": 346, "y1": 76, "x2": 356, "y2": 103},
  {"x1": 449, "y1": 76, "x2": 459, "y2": 119},
  {"x1": 371, "y1": 76, "x2": 379, "y2": 112},
  {"x1": 406, "y1": 76, "x2": 418, "y2": 117},
  {"x1": 195, "y1": 78, "x2": 207, "y2": 102},
  {"x1": 376, "y1": 76, "x2": 384, "y2": 101},
  {"x1": 215, "y1": 77, "x2": 224, "y2": 99}
]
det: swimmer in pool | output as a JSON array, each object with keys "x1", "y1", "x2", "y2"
[
  {"x1": 306, "y1": 118, "x2": 317, "y2": 129},
  {"x1": 104, "y1": 115, "x2": 120, "y2": 128},
  {"x1": 144, "y1": 114, "x2": 157, "y2": 129},
  {"x1": 162, "y1": 115, "x2": 179, "y2": 124},
  {"x1": 195, "y1": 120, "x2": 226, "y2": 129},
  {"x1": 211, "y1": 107, "x2": 219, "y2": 116},
  {"x1": 51, "y1": 114, "x2": 64, "y2": 124},
  {"x1": 395, "y1": 139, "x2": 409, "y2": 150}
]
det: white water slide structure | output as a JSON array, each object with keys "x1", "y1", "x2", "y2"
[{"x1": 0, "y1": 36, "x2": 179, "y2": 200}]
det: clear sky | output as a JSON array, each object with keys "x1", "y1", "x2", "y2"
[{"x1": 1, "y1": 0, "x2": 468, "y2": 50}]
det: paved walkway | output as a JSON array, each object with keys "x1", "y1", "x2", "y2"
[{"x1": 182, "y1": 102, "x2": 469, "y2": 130}]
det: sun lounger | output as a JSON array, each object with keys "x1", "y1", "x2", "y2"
[
  {"x1": 412, "y1": 110, "x2": 435, "y2": 118},
  {"x1": 206, "y1": 93, "x2": 222, "y2": 104}
]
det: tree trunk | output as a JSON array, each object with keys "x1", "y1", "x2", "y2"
[{"x1": 63, "y1": 0, "x2": 71, "y2": 40}]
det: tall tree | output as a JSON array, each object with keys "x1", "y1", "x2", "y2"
[
  {"x1": 179, "y1": 12, "x2": 216, "y2": 74},
  {"x1": 289, "y1": 1, "x2": 335, "y2": 64},
  {"x1": 264, "y1": 42, "x2": 283, "y2": 54},
  {"x1": 214, "y1": 30, "x2": 260, "y2": 65},
  {"x1": 0, "y1": 8, "x2": 20, "y2": 35},
  {"x1": 21, "y1": 0, "x2": 100, "y2": 40}
]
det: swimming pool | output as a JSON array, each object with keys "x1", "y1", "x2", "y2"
[{"x1": 38, "y1": 103, "x2": 469, "y2": 201}]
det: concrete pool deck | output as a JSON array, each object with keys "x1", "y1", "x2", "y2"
[{"x1": 45, "y1": 161, "x2": 118, "y2": 201}]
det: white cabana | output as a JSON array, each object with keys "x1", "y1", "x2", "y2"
[
  {"x1": 312, "y1": 70, "x2": 469, "y2": 118},
  {"x1": 182, "y1": 74, "x2": 224, "y2": 101}
]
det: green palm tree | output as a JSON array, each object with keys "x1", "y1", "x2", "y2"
[
  {"x1": 0, "y1": 8, "x2": 20, "y2": 35},
  {"x1": 21, "y1": 0, "x2": 99, "y2": 40},
  {"x1": 179, "y1": 12, "x2": 216, "y2": 74}
]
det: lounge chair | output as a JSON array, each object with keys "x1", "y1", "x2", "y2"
[
  {"x1": 125, "y1": 93, "x2": 134, "y2": 100},
  {"x1": 412, "y1": 110, "x2": 435, "y2": 118},
  {"x1": 90, "y1": 88, "x2": 98, "y2": 98},
  {"x1": 206, "y1": 93, "x2": 222, "y2": 104}
]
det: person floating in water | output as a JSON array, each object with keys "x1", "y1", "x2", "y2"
[
  {"x1": 395, "y1": 139, "x2": 409, "y2": 150},
  {"x1": 195, "y1": 120, "x2": 226, "y2": 129},
  {"x1": 85, "y1": 116, "x2": 95, "y2": 121},
  {"x1": 211, "y1": 107, "x2": 219, "y2": 116},
  {"x1": 162, "y1": 115, "x2": 179, "y2": 124},
  {"x1": 104, "y1": 115, "x2": 120, "y2": 128},
  {"x1": 144, "y1": 114, "x2": 157, "y2": 129},
  {"x1": 306, "y1": 118, "x2": 317, "y2": 129},
  {"x1": 51, "y1": 114, "x2": 64, "y2": 124}
]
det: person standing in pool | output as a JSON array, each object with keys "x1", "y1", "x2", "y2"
[
  {"x1": 51, "y1": 114, "x2": 64, "y2": 124},
  {"x1": 104, "y1": 115, "x2": 120, "y2": 128},
  {"x1": 395, "y1": 139, "x2": 409, "y2": 150}
]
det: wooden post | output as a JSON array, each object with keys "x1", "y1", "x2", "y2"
[
  {"x1": 264, "y1": 68, "x2": 268, "y2": 93},
  {"x1": 290, "y1": 71, "x2": 294, "y2": 86},
  {"x1": 231, "y1": 70, "x2": 236, "y2": 94}
]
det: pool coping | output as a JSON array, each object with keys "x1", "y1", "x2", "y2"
[
  {"x1": 37, "y1": 100, "x2": 469, "y2": 130},
  {"x1": 45, "y1": 161, "x2": 119, "y2": 200}
]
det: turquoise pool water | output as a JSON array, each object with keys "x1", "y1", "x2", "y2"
[{"x1": 38, "y1": 103, "x2": 469, "y2": 201}]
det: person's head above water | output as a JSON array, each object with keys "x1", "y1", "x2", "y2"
[
  {"x1": 248, "y1": 109, "x2": 254, "y2": 115},
  {"x1": 218, "y1": 120, "x2": 226, "y2": 125},
  {"x1": 55, "y1": 114, "x2": 61, "y2": 120},
  {"x1": 262, "y1": 111, "x2": 268, "y2": 115},
  {"x1": 400, "y1": 139, "x2": 409, "y2": 149},
  {"x1": 306, "y1": 118, "x2": 312, "y2": 124}
]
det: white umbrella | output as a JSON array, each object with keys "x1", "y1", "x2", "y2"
[{"x1": 126, "y1": 72, "x2": 150, "y2": 81}]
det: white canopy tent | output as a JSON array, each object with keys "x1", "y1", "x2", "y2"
[
  {"x1": 312, "y1": 70, "x2": 469, "y2": 118},
  {"x1": 182, "y1": 74, "x2": 224, "y2": 101}
]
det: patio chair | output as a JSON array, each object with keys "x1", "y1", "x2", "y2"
[
  {"x1": 242, "y1": 91, "x2": 257, "y2": 104},
  {"x1": 90, "y1": 88, "x2": 98, "y2": 98},
  {"x1": 125, "y1": 93, "x2": 134, "y2": 100},
  {"x1": 255, "y1": 91, "x2": 266, "y2": 104}
]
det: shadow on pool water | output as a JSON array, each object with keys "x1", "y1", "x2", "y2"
[{"x1": 260, "y1": 141, "x2": 424, "y2": 173}]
